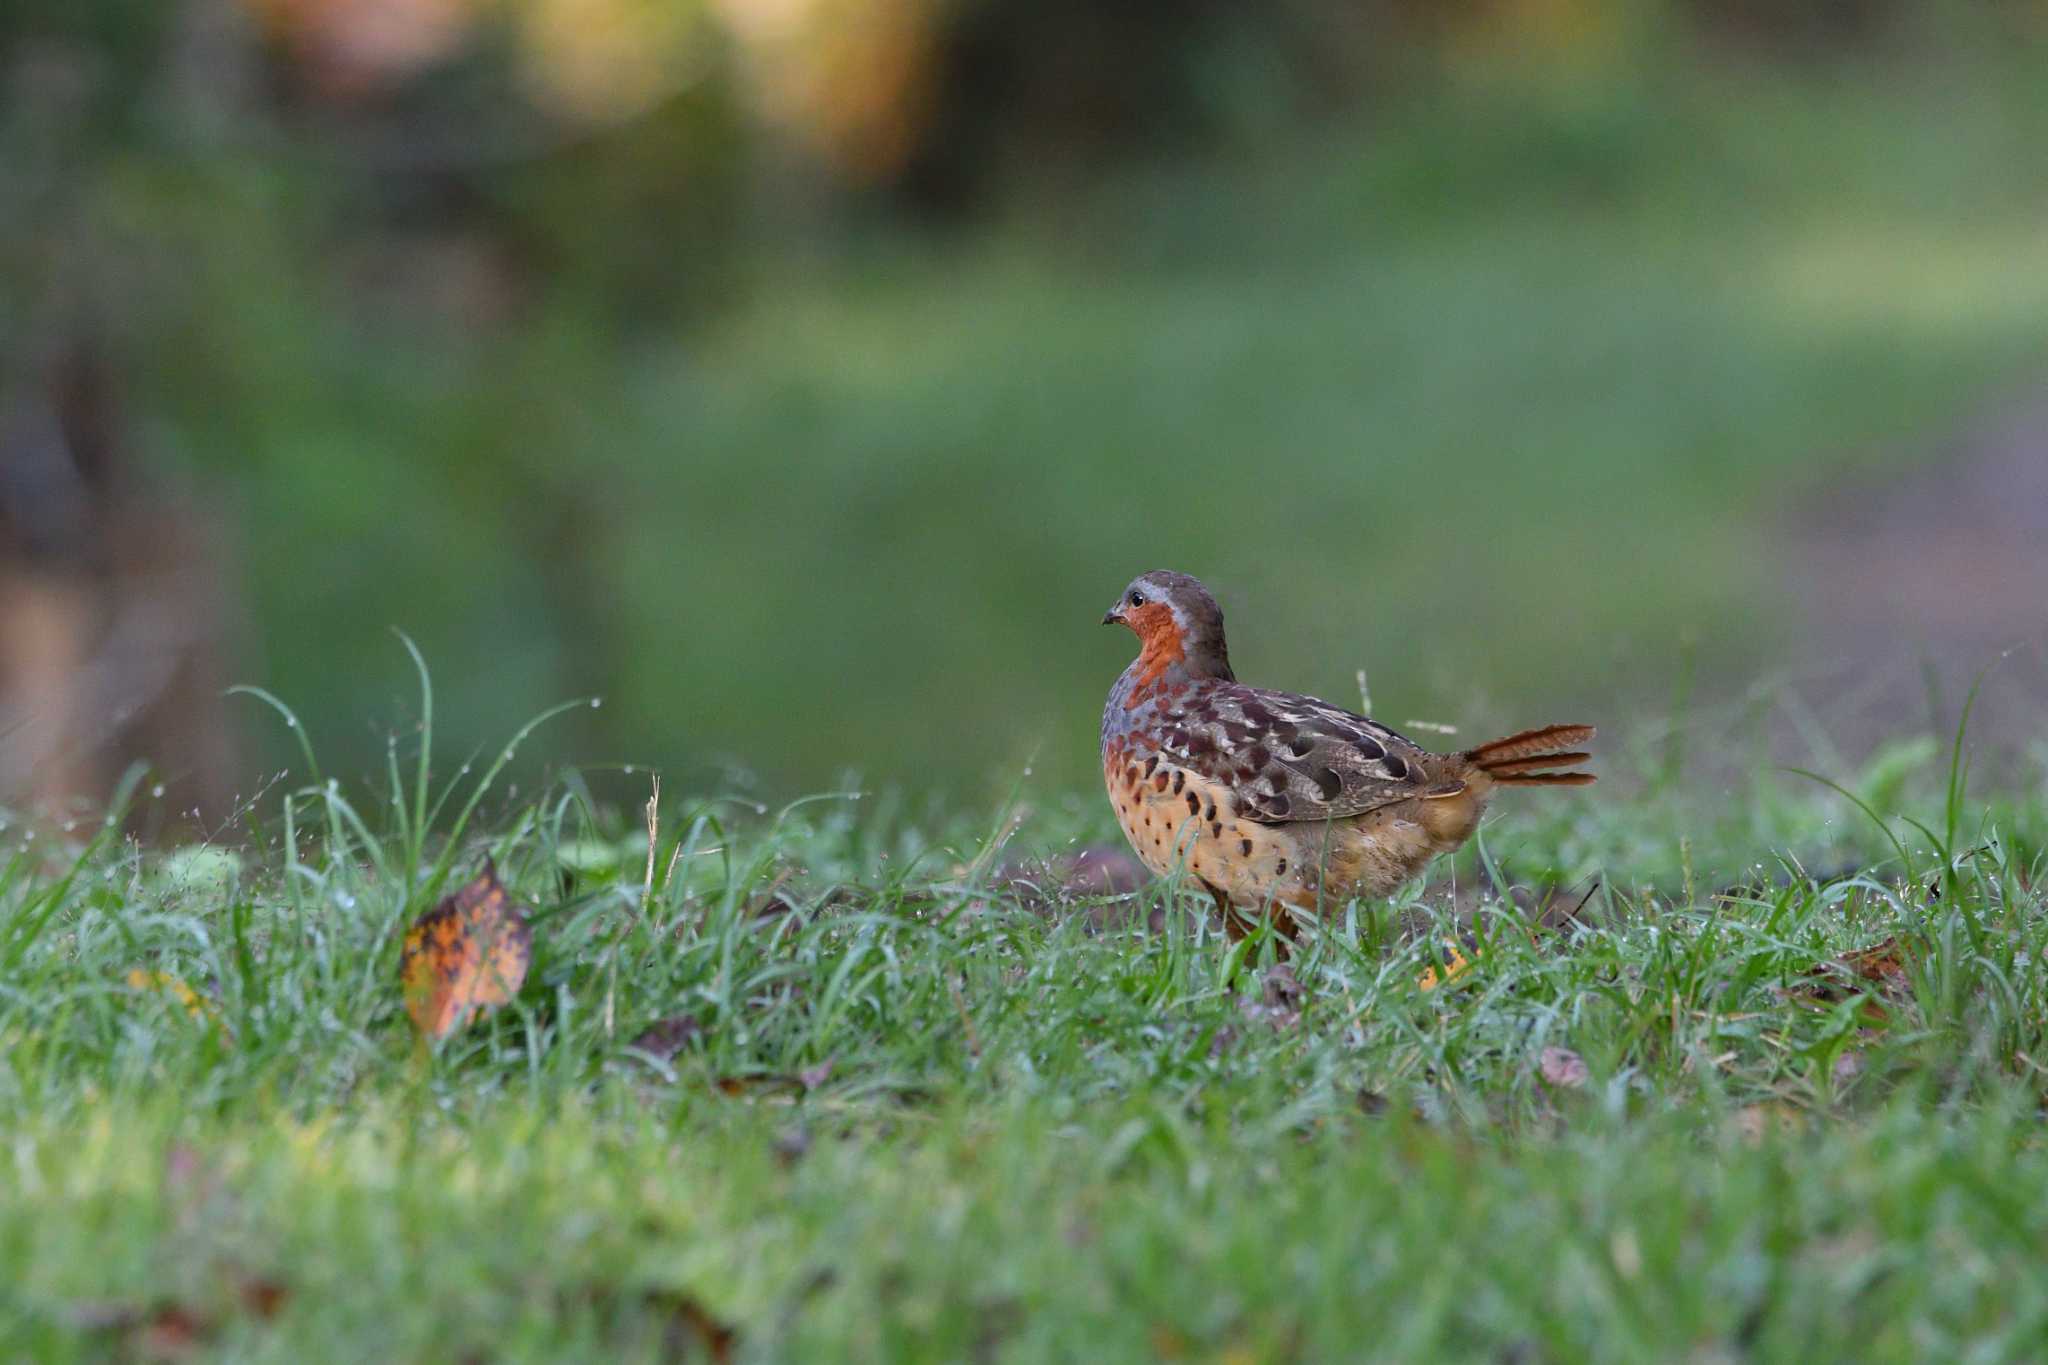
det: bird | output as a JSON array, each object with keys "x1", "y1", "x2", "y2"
[{"x1": 1100, "y1": 570, "x2": 1594, "y2": 937}]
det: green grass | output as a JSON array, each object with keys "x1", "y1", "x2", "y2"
[{"x1": 6, "y1": 680, "x2": 2048, "y2": 1360}]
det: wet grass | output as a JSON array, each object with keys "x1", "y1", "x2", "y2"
[{"x1": 4, "y1": 678, "x2": 2048, "y2": 1360}]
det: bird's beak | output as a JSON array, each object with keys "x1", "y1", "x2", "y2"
[{"x1": 1102, "y1": 607, "x2": 1124, "y2": 626}]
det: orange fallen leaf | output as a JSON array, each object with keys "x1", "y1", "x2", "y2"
[
  {"x1": 1417, "y1": 939, "x2": 1471, "y2": 992},
  {"x1": 400, "y1": 860, "x2": 532, "y2": 1041},
  {"x1": 1835, "y1": 937, "x2": 1909, "y2": 987},
  {"x1": 1796, "y1": 936, "x2": 1909, "y2": 992}
]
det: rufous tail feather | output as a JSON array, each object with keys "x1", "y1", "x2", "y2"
[{"x1": 1464, "y1": 724, "x2": 1596, "y2": 786}]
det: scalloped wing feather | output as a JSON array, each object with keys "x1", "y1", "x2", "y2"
[{"x1": 1153, "y1": 683, "x2": 1437, "y2": 824}]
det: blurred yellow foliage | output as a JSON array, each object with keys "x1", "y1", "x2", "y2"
[
  {"x1": 715, "y1": 0, "x2": 942, "y2": 178},
  {"x1": 241, "y1": 0, "x2": 943, "y2": 173},
  {"x1": 517, "y1": 0, "x2": 712, "y2": 122}
]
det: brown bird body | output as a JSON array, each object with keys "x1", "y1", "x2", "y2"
[{"x1": 1100, "y1": 571, "x2": 1594, "y2": 935}]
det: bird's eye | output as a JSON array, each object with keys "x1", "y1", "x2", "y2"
[{"x1": 1127, "y1": 590, "x2": 1146, "y2": 607}]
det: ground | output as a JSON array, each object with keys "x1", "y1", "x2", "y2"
[
  {"x1": 5, "y1": 687, "x2": 2048, "y2": 1361},
  {"x1": 1783, "y1": 389, "x2": 2048, "y2": 767}
]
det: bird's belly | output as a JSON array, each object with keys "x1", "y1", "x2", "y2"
[
  {"x1": 1103, "y1": 746, "x2": 1456, "y2": 916},
  {"x1": 1102, "y1": 750, "x2": 1328, "y2": 911}
]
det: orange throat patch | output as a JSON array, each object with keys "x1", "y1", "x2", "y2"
[{"x1": 1122, "y1": 602, "x2": 1186, "y2": 704}]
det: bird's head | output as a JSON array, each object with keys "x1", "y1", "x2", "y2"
[{"x1": 1103, "y1": 570, "x2": 1233, "y2": 681}]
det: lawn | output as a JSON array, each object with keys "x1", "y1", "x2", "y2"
[{"x1": 5, "y1": 677, "x2": 2048, "y2": 1361}]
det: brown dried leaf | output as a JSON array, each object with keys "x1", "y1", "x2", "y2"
[
  {"x1": 133, "y1": 1303, "x2": 211, "y2": 1359},
  {"x1": 1837, "y1": 937, "x2": 1909, "y2": 986},
  {"x1": 235, "y1": 1275, "x2": 290, "y2": 1320},
  {"x1": 637, "y1": 1289, "x2": 738, "y2": 1363},
  {"x1": 1538, "y1": 1046, "x2": 1588, "y2": 1089},
  {"x1": 1733, "y1": 1102, "x2": 1806, "y2": 1145},
  {"x1": 1230, "y1": 963, "x2": 1306, "y2": 1033},
  {"x1": 712, "y1": 1064, "x2": 835, "y2": 1097},
  {"x1": 69, "y1": 1274, "x2": 289, "y2": 1359},
  {"x1": 567, "y1": 1284, "x2": 736, "y2": 1362},
  {"x1": 1262, "y1": 964, "x2": 1303, "y2": 1012},
  {"x1": 1799, "y1": 936, "x2": 1910, "y2": 995},
  {"x1": 67, "y1": 1298, "x2": 211, "y2": 1353},
  {"x1": 1151, "y1": 1322, "x2": 1193, "y2": 1359},
  {"x1": 771, "y1": 1125, "x2": 812, "y2": 1166},
  {"x1": 1786, "y1": 936, "x2": 1912, "y2": 1021},
  {"x1": 627, "y1": 1014, "x2": 703, "y2": 1060},
  {"x1": 400, "y1": 860, "x2": 532, "y2": 1041}
]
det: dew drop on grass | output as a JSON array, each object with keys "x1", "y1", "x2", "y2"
[
  {"x1": 590, "y1": 698, "x2": 603, "y2": 709},
  {"x1": 285, "y1": 717, "x2": 297, "y2": 728},
  {"x1": 151, "y1": 784, "x2": 166, "y2": 798},
  {"x1": 624, "y1": 765, "x2": 636, "y2": 776}
]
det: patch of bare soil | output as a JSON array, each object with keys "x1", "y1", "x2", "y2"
[{"x1": 1784, "y1": 388, "x2": 2048, "y2": 766}]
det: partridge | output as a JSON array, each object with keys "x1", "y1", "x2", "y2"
[{"x1": 1100, "y1": 571, "x2": 1594, "y2": 936}]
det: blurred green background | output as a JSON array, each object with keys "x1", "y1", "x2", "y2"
[{"x1": 4, "y1": 0, "x2": 2046, "y2": 813}]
